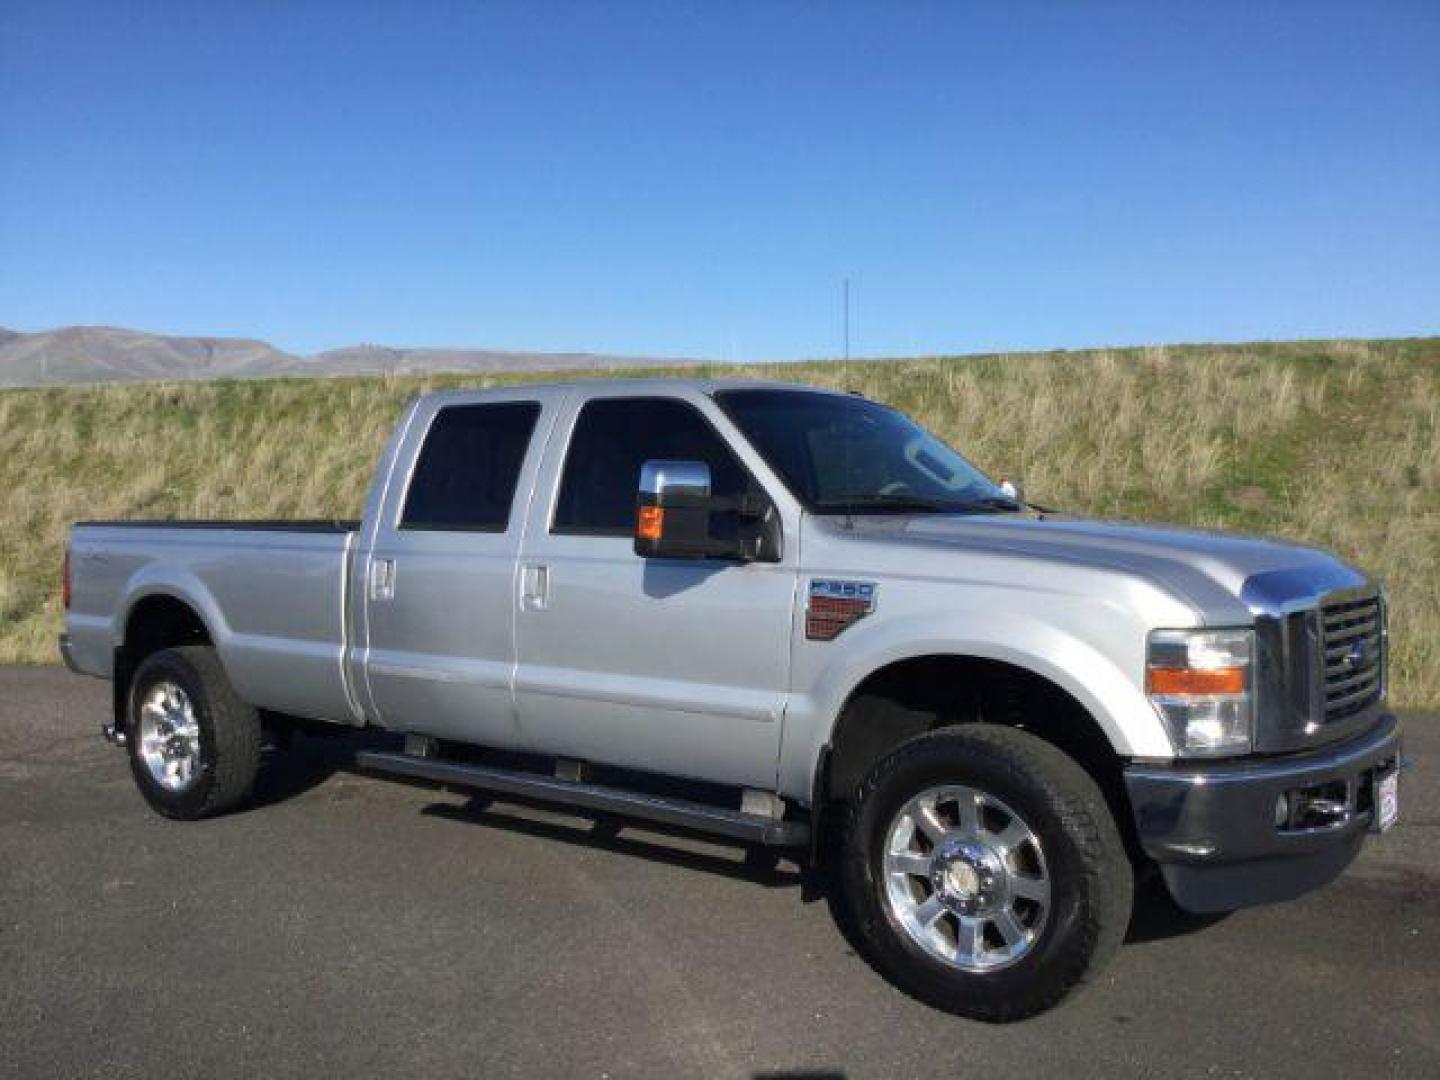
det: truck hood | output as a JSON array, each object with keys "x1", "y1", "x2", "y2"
[{"x1": 826, "y1": 512, "x2": 1370, "y2": 620}]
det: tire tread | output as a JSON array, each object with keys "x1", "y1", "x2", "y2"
[
  {"x1": 127, "y1": 646, "x2": 261, "y2": 819},
  {"x1": 839, "y1": 724, "x2": 1132, "y2": 1021}
]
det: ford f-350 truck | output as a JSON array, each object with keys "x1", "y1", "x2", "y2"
[{"x1": 61, "y1": 378, "x2": 1403, "y2": 1020}]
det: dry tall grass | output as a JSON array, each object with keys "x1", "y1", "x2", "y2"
[{"x1": 1, "y1": 338, "x2": 1435, "y2": 705}]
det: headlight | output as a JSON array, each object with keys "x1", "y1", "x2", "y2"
[{"x1": 1147, "y1": 628, "x2": 1254, "y2": 757}]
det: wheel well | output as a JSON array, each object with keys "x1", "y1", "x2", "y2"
[
  {"x1": 113, "y1": 595, "x2": 213, "y2": 734},
  {"x1": 821, "y1": 655, "x2": 1136, "y2": 856}
]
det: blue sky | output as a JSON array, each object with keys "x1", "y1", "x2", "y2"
[{"x1": 2, "y1": 1, "x2": 1436, "y2": 359}]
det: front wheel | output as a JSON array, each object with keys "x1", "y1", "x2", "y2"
[
  {"x1": 839, "y1": 725, "x2": 1132, "y2": 1021},
  {"x1": 126, "y1": 646, "x2": 261, "y2": 820}
]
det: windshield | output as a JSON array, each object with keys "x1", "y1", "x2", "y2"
[{"x1": 715, "y1": 389, "x2": 1015, "y2": 514}]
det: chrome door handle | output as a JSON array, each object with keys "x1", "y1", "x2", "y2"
[
  {"x1": 520, "y1": 564, "x2": 549, "y2": 611},
  {"x1": 370, "y1": 558, "x2": 396, "y2": 601}
]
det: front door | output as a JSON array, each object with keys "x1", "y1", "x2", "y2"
[{"x1": 513, "y1": 393, "x2": 798, "y2": 790}]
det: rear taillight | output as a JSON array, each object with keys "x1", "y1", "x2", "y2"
[{"x1": 62, "y1": 548, "x2": 72, "y2": 609}]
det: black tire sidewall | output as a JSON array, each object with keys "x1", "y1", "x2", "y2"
[
  {"x1": 126, "y1": 649, "x2": 221, "y2": 819},
  {"x1": 842, "y1": 728, "x2": 1127, "y2": 1018}
]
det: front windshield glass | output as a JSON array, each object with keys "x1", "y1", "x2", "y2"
[{"x1": 715, "y1": 389, "x2": 1014, "y2": 514}]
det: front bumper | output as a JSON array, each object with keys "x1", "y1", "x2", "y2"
[{"x1": 1125, "y1": 714, "x2": 1403, "y2": 913}]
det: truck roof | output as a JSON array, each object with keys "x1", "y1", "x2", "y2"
[{"x1": 416, "y1": 375, "x2": 854, "y2": 405}]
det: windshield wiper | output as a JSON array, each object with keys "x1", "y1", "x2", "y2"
[
  {"x1": 817, "y1": 494, "x2": 975, "y2": 514},
  {"x1": 816, "y1": 492, "x2": 1031, "y2": 516},
  {"x1": 961, "y1": 495, "x2": 1025, "y2": 512}
]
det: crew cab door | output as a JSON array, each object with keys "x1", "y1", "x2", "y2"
[
  {"x1": 356, "y1": 389, "x2": 560, "y2": 745},
  {"x1": 512, "y1": 390, "x2": 800, "y2": 790}
]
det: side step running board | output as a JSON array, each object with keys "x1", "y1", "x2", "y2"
[{"x1": 355, "y1": 750, "x2": 810, "y2": 848}]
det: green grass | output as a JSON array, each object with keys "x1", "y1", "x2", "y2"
[{"x1": 2, "y1": 337, "x2": 1436, "y2": 706}]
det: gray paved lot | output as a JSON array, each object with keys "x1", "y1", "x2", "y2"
[{"x1": 1, "y1": 665, "x2": 1436, "y2": 1079}]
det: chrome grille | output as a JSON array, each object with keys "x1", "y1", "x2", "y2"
[{"x1": 1320, "y1": 594, "x2": 1384, "y2": 721}]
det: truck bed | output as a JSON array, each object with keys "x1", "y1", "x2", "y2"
[
  {"x1": 66, "y1": 520, "x2": 362, "y2": 724},
  {"x1": 74, "y1": 519, "x2": 361, "y2": 532}
]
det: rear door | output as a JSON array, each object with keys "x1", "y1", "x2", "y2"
[
  {"x1": 358, "y1": 389, "x2": 561, "y2": 745},
  {"x1": 512, "y1": 390, "x2": 801, "y2": 790}
]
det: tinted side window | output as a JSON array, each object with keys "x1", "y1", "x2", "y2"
[
  {"x1": 401, "y1": 402, "x2": 541, "y2": 531},
  {"x1": 553, "y1": 398, "x2": 751, "y2": 535}
]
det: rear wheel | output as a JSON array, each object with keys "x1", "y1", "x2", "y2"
[
  {"x1": 126, "y1": 646, "x2": 261, "y2": 819},
  {"x1": 839, "y1": 725, "x2": 1132, "y2": 1021}
]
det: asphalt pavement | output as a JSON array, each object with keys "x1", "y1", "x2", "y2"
[{"x1": 1, "y1": 665, "x2": 1435, "y2": 1079}]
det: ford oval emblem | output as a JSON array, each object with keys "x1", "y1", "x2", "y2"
[{"x1": 1343, "y1": 639, "x2": 1371, "y2": 670}]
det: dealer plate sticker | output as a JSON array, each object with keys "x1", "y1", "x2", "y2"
[{"x1": 1376, "y1": 771, "x2": 1400, "y2": 833}]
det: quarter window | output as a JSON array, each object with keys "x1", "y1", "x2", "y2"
[{"x1": 401, "y1": 401, "x2": 540, "y2": 531}]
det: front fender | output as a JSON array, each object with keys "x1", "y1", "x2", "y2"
[{"x1": 776, "y1": 607, "x2": 1174, "y2": 802}]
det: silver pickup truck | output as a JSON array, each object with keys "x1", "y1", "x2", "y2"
[{"x1": 61, "y1": 378, "x2": 1403, "y2": 1020}]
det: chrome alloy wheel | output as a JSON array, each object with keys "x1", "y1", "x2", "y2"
[
  {"x1": 882, "y1": 784, "x2": 1050, "y2": 972},
  {"x1": 136, "y1": 681, "x2": 203, "y2": 792}
]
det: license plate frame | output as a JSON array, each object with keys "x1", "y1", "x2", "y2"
[{"x1": 1372, "y1": 768, "x2": 1399, "y2": 833}]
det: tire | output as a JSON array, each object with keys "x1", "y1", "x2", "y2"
[
  {"x1": 126, "y1": 646, "x2": 261, "y2": 820},
  {"x1": 839, "y1": 725, "x2": 1132, "y2": 1021}
]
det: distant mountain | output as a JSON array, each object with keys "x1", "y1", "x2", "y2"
[
  {"x1": 0, "y1": 326, "x2": 293, "y2": 386},
  {"x1": 0, "y1": 325, "x2": 698, "y2": 387}
]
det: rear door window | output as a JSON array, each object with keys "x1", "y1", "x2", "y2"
[{"x1": 401, "y1": 401, "x2": 541, "y2": 531}]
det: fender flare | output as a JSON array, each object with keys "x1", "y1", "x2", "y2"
[
  {"x1": 113, "y1": 565, "x2": 230, "y2": 651},
  {"x1": 778, "y1": 607, "x2": 1174, "y2": 803}
]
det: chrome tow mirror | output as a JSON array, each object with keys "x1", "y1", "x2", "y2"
[
  {"x1": 635, "y1": 459, "x2": 717, "y2": 559},
  {"x1": 634, "y1": 459, "x2": 781, "y2": 562}
]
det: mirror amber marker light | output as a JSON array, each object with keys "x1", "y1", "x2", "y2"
[{"x1": 636, "y1": 505, "x2": 665, "y2": 542}]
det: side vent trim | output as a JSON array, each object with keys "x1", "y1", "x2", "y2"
[{"x1": 806, "y1": 579, "x2": 877, "y2": 641}]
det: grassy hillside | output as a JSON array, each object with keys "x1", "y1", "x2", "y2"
[{"x1": 2, "y1": 337, "x2": 1436, "y2": 706}]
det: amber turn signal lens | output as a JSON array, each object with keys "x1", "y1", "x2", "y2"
[
  {"x1": 636, "y1": 505, "x2": 665, "y2": 541},
  {"x1": 1147, "y1": 666, "x2": 1246, "y2": 696}
]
